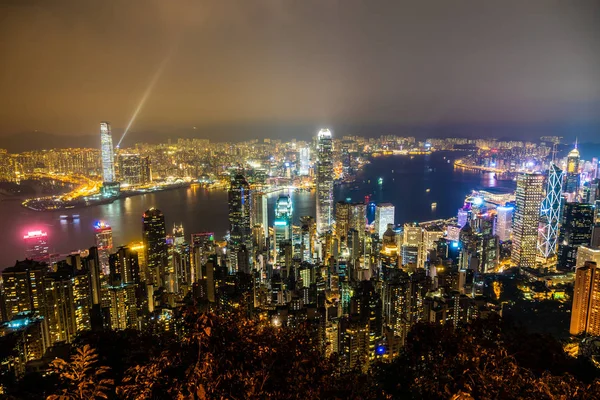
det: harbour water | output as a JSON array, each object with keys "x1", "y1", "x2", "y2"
[{"x1": 0, "y1": 152, "x2": 515, "y2": 268}]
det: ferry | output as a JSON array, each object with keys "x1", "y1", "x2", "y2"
[
  {"x1": 59, "y1": 214, "x2": 80, "y2": 221},
  {"x1": 431, "y1": 202, "x2": 437, "y2": 209},
  {"x1": 425, "y1": 188, "x2": 430, "y2": 193}
]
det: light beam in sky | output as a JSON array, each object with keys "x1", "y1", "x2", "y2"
[{"x1": 116, "y1": 50, "x2": 173, "y2": 148}]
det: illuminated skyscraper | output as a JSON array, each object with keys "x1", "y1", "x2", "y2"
[
  {"x1": 94, "y1": 221, "x2": 113, "y2": 276},
  {"x1": 570, "y1": 260, "x2": 600, "y2": 336},
  {"x1": 375, "y1": 203, "x2": 395, "y2": 239},
  {"x1": 273, "y1": 195, "x2": 293, "y2": 260},
  {"x1": 335, "y1": 201, "x2": 351, "y2": 240},
  {"x1": 251, "y1": 191, "x2": 269, "y2": 240},
  {"x1": 511, "y1": 173, "x2": 544, "y2": 268},
  {"x1": 557, "y1": 203, "x2": 594, "y2": 271},
  {"x1": 23, "y1": 230, "x2": 49, "y2": 261},
  {"x1": 2, "y1": 260, "x2": 48, "y2": 322},
  {"x1": 495, "y1": 206, "x2": 513, "y2": 242},
  {"x1": 100, "y1": 121, "x2": 115, "y2": 183},
  {"x1": 565, "y1": 142, "x2": 581, "y2": 194},
  {"x1": 142, "y1": 208, "x2": 168, "y2": 287},
  {"x1": 537, "y1": 164, "x2": 564, "y2": 259},
  {"x1": 316, "y1": 129, "x2": 333, "y2": 234},
  {"x1": 228, "y1": 174, "x2": 252, "y2": 270}
]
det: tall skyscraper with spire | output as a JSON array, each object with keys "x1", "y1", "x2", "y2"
[
  {"x1": 537, "y1": 163, "x2": 564, "y2": 259},
  {"x1": 511, "y1": 173, "x2": 544, "y2": 268},
  {"x1": 565, "y1": 140, "x2": 581, "y2": 195},
  {"x1": 100, "y1": 121, "x2": 115, "y2": 183},
  {"x1": 316, "y1": 129, "x2": 333, "y2": 234}
]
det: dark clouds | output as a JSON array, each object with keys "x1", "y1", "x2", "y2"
[{"x1": 0, "y1": 0, "x2": 599, "y2": 140}]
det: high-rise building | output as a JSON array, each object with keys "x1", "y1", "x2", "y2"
[
  {"x1": 558, "y1": 203, "x2": 594, "y2": 270},
  {"x1": 538, "y1": 164, "x2": 564, "y2": 259},
  {"x1": 142, "y1": 208, "x2": 168, "y2": 287},
  {"x1": 100, "y1": 121, "x2": 115, "y2": 183},
  {"x1": 109, "y1": 246, "x2": 141, "y2": 285},
  {"x1": 273, "y1": 195, "x2": 293, "y2": 260},
  {"x1": 570, "y1": 261, "x2": 600, "y2": 336},
  {"x1": 23, "y1": 230, "x2": 49, "y2": 261},
  {"x1": 335, "y1": 201, "x2": 351, "y2": 241},
  {"x1": 495, "y1": 206, "x2": 513, "y2": 242},
  {"x1": 118, "y1": 154, "x2": 151, "y2": 186},
  {"x1": 375, "y1": 203, "x2": 395, "y2": 239},
  {"x1": 2, "y1": 260, "x2": 49, "y2": 322},
  {"x1": 251, "y1": 191, "x2": 269, "y2": 240},
  {"x1": 565, "y1": 143, "x2": 581, "y2": 194},
  {"x1": 94, "y1": 221, "x2": 113, "y2": 276},
  {"x1": 228, "y1": 174, "x2": 252, "y2": 270},
  {"x1": 511, "y1": 173, "x2": 544, "y2": 268},
  {"x1": 316, "y1": 129, "x2": 334, "y2": 234}
]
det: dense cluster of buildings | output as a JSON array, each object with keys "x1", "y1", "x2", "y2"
[{"x1": 1, "y1": 127, "x2": 600, "y2": 378}]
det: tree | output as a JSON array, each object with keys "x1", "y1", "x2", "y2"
[{"x1": 47, "y1": 344, "x2": 113, "y2": 400}]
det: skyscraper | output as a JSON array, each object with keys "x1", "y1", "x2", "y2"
[
  {"x1": 94, "y1": 221, "x2": 113, "y2": 276},
  {"x1": 537, "y1": 163, "x2": 564, "y2": 259},
  {"x1": 2, "y1": 260, "x2": 48, "y2": 322},
  {"x1": 251, "y1": 191, "x2": 269, "y2": 240},
  {"x1": 118, "y1": 154, "x2": 151, "y2": 186},
  {"x1": 511, "y1": 173, "x2": 544, "y2": 268},
  {"x1": 100, "y1": 121, "x2": 115, "y2": 183},
  {"x1": 273, "y1": 195, "x2": 293, "y2": 259},
  {"x1": 570, "y1": 261, "x2": 600, "y2": 336},
  {"x1": 228, "y1": 174, "x2": 252, "y2": 270},
  {"x1": 557, "y1": 203, "x2": 594, "y2": 271},
  {"x1": 23, "y1": 230, "x2": 49, "y2": 261},
  {"x1": 335, "y1": 201, "x2": 351, "y2": 240},
  {"x1": 299, "y1": 147, "x2": 310, "y2": 176},
  {"x1": 565, "y1": 143, "x2": 581, "y2": 195},
  {"x1": 142, "y1": 208, "x2": 168, "y2": 287},
  {"x1": 495, "y1": 205, "x2": 513, "y2": 242},
  {"x1": 375, "y1": 203, "x2": 395, "y2": 239},
  {"x1": 316, "y1": 129, "x2": 333, "y2": 234}
]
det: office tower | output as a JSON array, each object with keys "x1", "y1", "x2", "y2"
[
  {"x1": 538, "y1": 164, "x2": 564, "y2": 259},
  {"x1": 191, "y1": 232, "x2": 215, "y2": 283},
  {"x1": 251, "y1": 191, "x2": 269, "y2": 240},
  {"x1": 457, "y1": 208, "x2": 471, "y2": 228},
  {"x1": 228, "y1": 174, "x2": 252, "y2": 270},
  {"x1": 94, "y1": 221, "x2": 113, "y2": 276},
  {"x1": 142, "y1": 208, "x2": 168, "y2": 287},
  {"x1": 118, "y1": 154, "x2": 151, "y2": 185},
  {"x1": 100, "y1": 121, "x2": 115, "y2": 183},
  {"x1": 273, "y1": 195, "x2": 293, "y2": 258},
  {"x1": 375, "y1": 203, "x2": 395, "y2": 239},
  {"x1": 558, "y1": 203, "x2": 594, "y2": 270},
  {"x1": 23, "y1": 230, "x2": 49, "y2": 261},
  {"x1": 109, "y1": 246, "x2": 140, "y2": 285},
  {"x1": 565, "y1": 142, "x2": 581, "y2": 194},
  {"x1": 300, "y1": 216, "x2": 316, "y2": 263},
  {"x1": 316, "y1": 129, "x2": 334, "y2": 234},
  {"x1": 577, "y1": 246, "x2": 600, "y2": 269},
  {"x1": 2, "y1": 260, "x2": 48, "y2": 322},
  {"x1": 570, "y1": 261, "x2": 600, "y2": 336},
  {"x1": 495, "y1": 206, "x2": 514, "y2": 242},
  {"x1": 349, "y1": 203, "x2": 367, "y2": 240},
  {"x1": 299, "y1": 147, "x2": 310, "y2": 176},
  {"x1": 335, "y1": 201, "x2": 351, "y2": 240},
  {"x1": 511, "y1": 173, "x2": 544, "y2": 268}
]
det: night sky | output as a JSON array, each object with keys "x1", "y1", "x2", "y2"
[{"x1": 1, "y1": 0, "x2": 599, "y2": 144}]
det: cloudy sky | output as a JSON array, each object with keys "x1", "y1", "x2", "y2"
[{"x1": 1, "y1": 0, "x2": 599, "y2": 142}]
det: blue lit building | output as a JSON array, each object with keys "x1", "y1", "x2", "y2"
[{"x1": 538, "y1": 163, "x2": 564, "y2": 259}]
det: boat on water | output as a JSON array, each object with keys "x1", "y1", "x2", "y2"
[
  {"x1": 426, "y1": 188, "x2": 430, "y2": 193},
  {"x1": 431, "y1": 202, "x2": 437, "y2": 209},
  {"x1": 60, "y1": 214, "x2": 80, "y2": 221}
]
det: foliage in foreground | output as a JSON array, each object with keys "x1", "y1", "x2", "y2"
[{"x1": 7, "y1": 309, "x2": 600, "y2": 399}]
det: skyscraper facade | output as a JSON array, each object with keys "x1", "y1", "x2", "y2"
[
  {"x1": 375, "y1": 203, "x2": 395, "y2": 239},
  {"x1": 94, "y1": 221, "x2": 113, "y2": 276},
  {"x1": 511, "y1": 173, "x2": 544, "y2": 268},
  {"x1": 316, "y1": 129, "x2": 333, "y2": 234},
  {"x1": 565, "y1": 144, "x2": 581, "y2": 195},
  {"x1": 557, "y1": 203, "x2": 594, "y2": 271},
  {"x1": 273, "y1": 195, "x2": 293, "y2": 261},
  {"x1": 228, "y1": 174, "x2": 252, "y2": 269},
  {"x1": 118, "y1": 154, "x2": 151, "y2": 186},
  {"x1": 570, "y1": 261, "x2": 600, "y2": 336},
  {"x1": 100, "y1": 121, "x2": 115, "y2": 183},
  {"x1": 537, "y1": 163, "x2": 564, "y2": 259},
  {"x1": 142, "y1": 208, "x2": 168, "y2": 287},
  {"x1": 495, "y1": 206, "x2": 513, "y2": 242}
]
